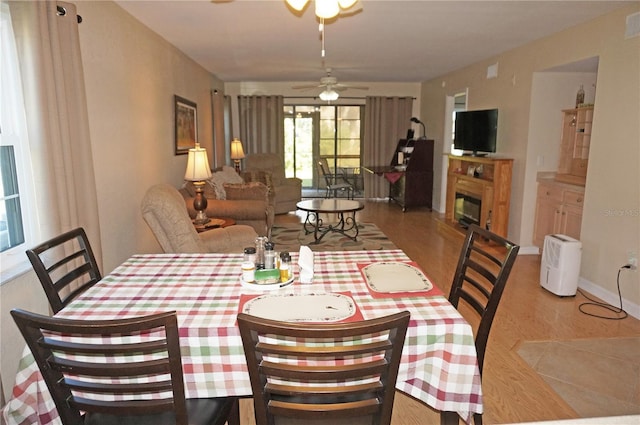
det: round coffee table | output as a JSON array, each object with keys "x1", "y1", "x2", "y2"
[{"x1": 296, "y1": 199, "x2": 364, "y2": 243}]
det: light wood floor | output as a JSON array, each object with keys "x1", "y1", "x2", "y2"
[{"x1": 237, "y1": 200, "x2": 640, "y2": 425}]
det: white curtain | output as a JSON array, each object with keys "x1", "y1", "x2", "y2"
[
  {"x1": 237, "y1": 95, "x2": 284, "y2": 155},
  {"x1": 10, "y1": 1, "x2": 102, "y2": 267},
  {"x1": 363, "y1": 96, "x2": 414, "y2": 198}
]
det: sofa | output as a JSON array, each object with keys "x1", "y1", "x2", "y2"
[
  {"x1": 179, "y1": 166, "x2": 274, "y2": 236},
  {"x1": 242, "y1": 153, "x2": 302, "y2": 214},
  {"x1": 142, "y1": 183, "x2": 258, "y2": 253}
]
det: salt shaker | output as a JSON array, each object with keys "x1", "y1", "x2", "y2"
[
  {"x1": 264, "y1": 242, "x2": 275, "y2": 270},
  {"x1": 243, "y1": 247, "x2": 256, "y2": 264}
]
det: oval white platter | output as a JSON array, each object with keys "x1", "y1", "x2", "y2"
[
  {"x1": 242, "y1": 293, "x2": 355, "y2": 322},
  {"x1": 240, "y1": 273, "x2": 294, "y2": 291}
]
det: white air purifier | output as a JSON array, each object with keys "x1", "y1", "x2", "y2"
[{"x1": 540, "y1": 234, "x2": 582, "y2": 296}]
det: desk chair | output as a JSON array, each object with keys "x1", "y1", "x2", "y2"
[
  {"x1": 238, "y1": 311, "x2": 410, "y2": 425},
  {"x1": 11, "y1": 309, "x2": 239, "y2": 425},
  {"x1": 317, "y1": 158, "x2": 354, "y2": 199},
  {"x1": 442, "y1": 224, "x2": 519, "y2": 425},
  {"x1": 26, "y1": 227, "x2": 101, "y2": 314}
]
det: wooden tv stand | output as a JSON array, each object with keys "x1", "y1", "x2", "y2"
[{"x1": 444, "y1": 155, "x2": 513, "y2": 238}]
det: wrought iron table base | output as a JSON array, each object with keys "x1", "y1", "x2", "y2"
[{"x1": 302, "y1": 211, "x2": 359, "y2": 243}]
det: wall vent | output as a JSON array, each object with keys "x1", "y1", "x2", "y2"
[{"x1": 626, "y1": 12, "x2": 640, "y2": 39}]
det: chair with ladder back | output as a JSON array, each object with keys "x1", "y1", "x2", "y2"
[{"x1": 441, "y1": 224, "x2": 519, "y2": 425}]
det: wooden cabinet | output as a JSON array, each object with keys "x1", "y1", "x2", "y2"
[
  {"x1": 557, "y1": 106, "x2": 593, "y2": 185},
  {"x1": 444, "y1": 155, "x2": 513, "y2": 238},
  {"x1": 532, "y1": 105, "x2": 592, "y2": 247},
  {"x1": 389, "y1": 139, "x2": 434, "y2": 211},
  {"x1": 533, "y1": 181, "x2": 584, "y2": 247}
]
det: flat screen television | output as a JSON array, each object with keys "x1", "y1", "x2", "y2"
[{"x1": 454, "y1": 108, "x2": 498, "y2": 156}]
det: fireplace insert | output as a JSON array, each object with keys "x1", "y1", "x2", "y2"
[{"x1": 454, "y1": 191, "x2": 481, "y2": 227}]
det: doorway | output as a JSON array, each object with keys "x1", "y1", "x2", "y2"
[
  {"x1": 440, "y1": 91, "x2": 467, "y2": 212},
  {"x1": 284, "y1": 104, "x2": 364, "y2": 195}
]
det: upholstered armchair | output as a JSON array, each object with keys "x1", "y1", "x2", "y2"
[
  {"x1": 242, "y1": 153, "x2": 302, "y2": 214},
  {"x1": 179, "y1": 166, "x2": 274, "y2": 236},
  {"x1": 141, "y1": 183, "x2": 258, "y2": 253}
]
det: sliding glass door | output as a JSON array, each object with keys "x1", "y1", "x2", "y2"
[{"x1": 284, "y1": 104, "x2": 363, "y2": 191}]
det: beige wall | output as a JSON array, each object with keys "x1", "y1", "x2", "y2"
[
  {"x1": 1, "y1": 1, "x2": 223, "y2": 399},
  {"x1": 420, "y1": 4, "x2": 639, "y2": 309},
  {"x1": 77, "y1": 1, "x2": 224, "y2": 271}
]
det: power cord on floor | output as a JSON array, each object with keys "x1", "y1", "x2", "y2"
[{"x1": 577, "y1": 265, "x2": 631, "y2": 320}]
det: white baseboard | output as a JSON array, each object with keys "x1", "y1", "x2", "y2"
[
  {"x1": 519, "y1": 245, "x2": 540, "y2": 255},
  {"x1": 517, "y1": 246, "x2": 638, "y2": 319},
  {"x1": 579, "y1": 276, "x2": 640, "y2": 320}
]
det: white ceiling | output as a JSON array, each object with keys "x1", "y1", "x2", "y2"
[{"x1": 115, "y1": 1, "x2": 628, "y2": 84}]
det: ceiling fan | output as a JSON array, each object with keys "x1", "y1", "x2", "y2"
[{"x1": 292, "y1": 69, "x2": 368, "y2": 101}]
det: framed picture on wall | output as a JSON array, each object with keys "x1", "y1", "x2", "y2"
[{"x1": 174, "y1": 95, "x2": 197, "y2": 155}]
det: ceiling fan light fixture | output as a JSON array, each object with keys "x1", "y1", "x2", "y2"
[
  {"x1": 319, "y1": 88, "x2": 339, "y2": 101},
  {"x1": 315, "y1": 0, "x2": 340, "y2": 19},
  {"x1": 285, "y1": 0, "x2": 310, "y2": 12},
  {"x1": 285, "y1": 0, "x2": 359, "y2": 19},
  {"x1": 338, "y1": 0, "x2": 358, "y2": 9}
]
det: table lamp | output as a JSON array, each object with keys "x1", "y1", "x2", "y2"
[
  {"x1": 184, "y1": 142, "x2": 212, "y2": 225},
  {"x1": 230, "y1": 138, "x2": 246, "y2": 172}
]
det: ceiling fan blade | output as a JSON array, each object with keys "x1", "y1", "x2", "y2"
[
  {"x1": 335, "y1": 83, "x2": 369, "y2": 90},
  {"x1": 292, "y1": 84, "x2": 322, "y2": 90}
]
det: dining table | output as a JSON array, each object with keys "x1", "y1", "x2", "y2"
[{"x1": 2, "y1": 249, "x2": 483, "y2": 424}]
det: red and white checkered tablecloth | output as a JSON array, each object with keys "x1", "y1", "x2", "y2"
[{"x1": 3, "y1": 250, "x2": 482, "y2": 424}]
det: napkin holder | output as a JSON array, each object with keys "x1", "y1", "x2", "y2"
[{"x1": 298, "y1": 246, "x2": 314, "y2": 284}]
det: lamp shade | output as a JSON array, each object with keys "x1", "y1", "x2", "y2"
[
  {"x1": 286, "y1": 0, "x2": 309, "y2": 11},
  {"x1": 319, "y1": 88, "x2": 339, "y2": 101},
  {"x1": 184, "y1": 143, "x2": 212, "y2": 181},
  {"x1": 315, "y1": 0, "x2": 340, "y2": 19},
  {"x1": 230, "y1": 138, "x2": 246, "y2": 160},
  {"x1": 338, "y1": 0, "x2": 357, "y2": 8}
]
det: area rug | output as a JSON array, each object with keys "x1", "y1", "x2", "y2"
[
  {"x1": 270, "y1": 222, "x2": 397, "y2": 252},
  {"x1": 517, "y1": 337, "x2": 640, "y2": 418}
]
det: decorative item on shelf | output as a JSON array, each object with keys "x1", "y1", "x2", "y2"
[
  {"x1": 575, "y1": 85, "x2": 585, "y2": 108},
  {"x1": 230, "y1": 138, "x2": 245, "y2": 172},
  {"x1": 410, "y1": 117, "x2": 426, "y2": 139},
  {"x1": 184, "y1": 142, "x2": 212, "y2": 225}
]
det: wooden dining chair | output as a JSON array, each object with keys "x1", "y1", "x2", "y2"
[
  {"x1": 443, "y1": 224, "x2": 519, "y2": 425},
  {"x1": 11, "y1": 309, "x2": 239, "y2": 425},
  {"x1": 26, "y1": 227, "x2": 102, "y2": 313},
  {"x1": 237, "y1": 310, "x2": 410, "y2": 425}
]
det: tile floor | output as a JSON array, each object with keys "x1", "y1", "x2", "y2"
[{"x1": 517, "y1": 337, "x2": 640, "y2": 418}]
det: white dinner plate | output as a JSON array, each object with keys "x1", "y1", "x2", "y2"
[
  {"x1": 240, "y1": 273, "x2": 294, "y2": 291},
  {"x1": 242, "y1": 293, "x2": 356, "y2": 322},
  {"x1": 362, "y1": 262, "x2": 433, "y2": 293}
]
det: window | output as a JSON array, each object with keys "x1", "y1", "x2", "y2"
[
  {"x1": 1, "y1": 3, "x2": 39, "y2": 276},
  {"x1": 319, "y1": 105, "x2": 362, "y2": 171},
  {"x1": 284, "y1": 104, "x2": 363, "y2": 190}
]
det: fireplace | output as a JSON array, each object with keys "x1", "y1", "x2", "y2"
[{"x1": 454, "y1": 190, "x2": 481, "y2": 227}]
